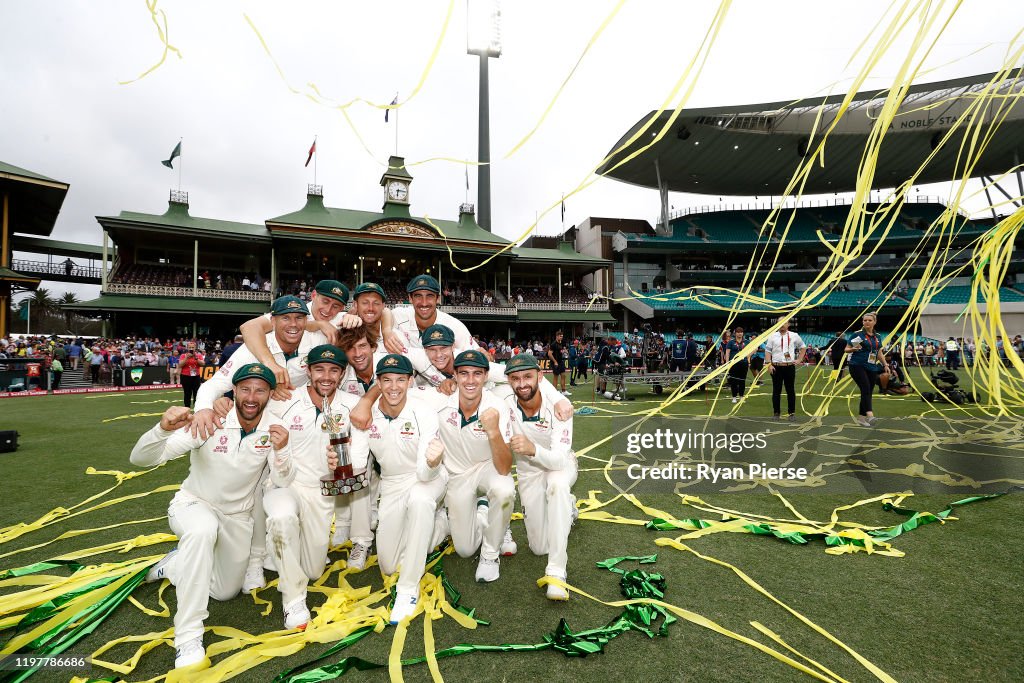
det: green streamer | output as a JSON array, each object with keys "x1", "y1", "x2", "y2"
[{"x1": 0, "y1": 560, "x2": 84, "y2": 581}]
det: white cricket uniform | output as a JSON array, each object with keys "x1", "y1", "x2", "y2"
[
  {"x1": 264, "y1": 389, "x2": 368, "y2": 607},
  {"x1": 338, "y1": 352, "x2": 388, "y2": 398},
  {"x1": 196, "y1": 330, "x2": 328, "y2": 411},
  {"x1": 129, "y1": 409, "x2": 291, "y2": 648},
  {"x1": 508, "y1": 394, "x2": 577, "y2": 579},
  {"x1": 415, "y1": 388, "x2": 514, "y2": 561},
  {"x1": 194, "y1": 329, "x2": 327, "y2": 570},
  {"x1": 350, "y1": 394, "x2": 447, "y2": 596},
  {"x1": 391, "y1": 307, "x2": 478, "y2": 352}
]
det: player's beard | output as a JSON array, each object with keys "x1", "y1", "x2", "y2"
[{"x1": 514, "y1": 383, "x2": 538, "y2": 402}]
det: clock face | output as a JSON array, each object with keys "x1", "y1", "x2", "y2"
[{"x1": 387, "y1": 181, "x2": 408, "y2": 201}]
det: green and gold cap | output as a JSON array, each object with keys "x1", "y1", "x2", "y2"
[
  {"x1": 454, "y1": 349, "x2": 489, "y2": 370},
  {"x1": 231, "y1": 362, "x2": 277, "y2": 389},
  {"x1": 314, "y1": 280, "x2": 350, "y2": 304},
  {"x1": 504, "y1": 353, "x2": 540, "y2": 375},
  {"x1": 270, "y1": 295, "x2": 309, "y2": 316},
  {"x1": 307, "y1": 344, "x2": 348, "y2": 369},
  {"x1": 421, "y1": 324, "x2": 455, "y2": 347},
  {"x1": 406, "y1": 274, "x2": 440, "y2": 294},
  {"x1": 353, "y1": 282, "x2": 386, "y2": 301},
  {"x1": 375, "y1": 353, "x2": 414, "y2": 376}
]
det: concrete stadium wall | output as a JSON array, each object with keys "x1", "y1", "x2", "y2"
[{"x1": 920, "y1": 302, "x2": 1024, "y2": 339}]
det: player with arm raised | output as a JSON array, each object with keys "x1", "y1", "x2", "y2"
[
  {"x1": 130, "y1": 364, "x2": 291, "y2": 672},
  {"x1": 504, "y1": 353, "x2": 578, "y2": 601},
  {"x1": 262, "y1": 345, "x2": 369, "y2": 630}
]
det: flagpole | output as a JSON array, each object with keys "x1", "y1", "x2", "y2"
[
  {"x1": 394, "y1": 108, "x2": 399, "y2": 156},
  {"x1": 561, "y1": 193, "x2": 565, "y2": 231},
  {"x1": 314, "y1": 134, "x2": 318, "y2": 187},
  {"x1": 178, "y1": 137, "x2": 182, "y2": 191}
]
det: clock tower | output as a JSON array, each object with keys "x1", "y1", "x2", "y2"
[{"x1": 380, "y1": 155, "x2": 413, "y2": 218}]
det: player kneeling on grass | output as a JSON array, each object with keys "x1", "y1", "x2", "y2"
[
  {"x1": 263, "y1": 344, "x2": 365, "y2": 631},
  {"x1": 437, "y1": 351, "x2": 515, "y2": 583},
  {"x1": 129, "y1": 364, "x2": 291, "y2": 672},
  {"x1": 504, "y1": 353, "x2": 578, "y2": 601},
  {"x1": 345, "y1": 353, "x2": 448, "y2": 624}
]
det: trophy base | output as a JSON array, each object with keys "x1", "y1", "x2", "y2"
[{"x1": 320, "y1": 469, "x2": 368, "y2": 496}]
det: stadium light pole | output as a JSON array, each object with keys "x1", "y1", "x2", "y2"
[{"x1": 467, "y1": 0, "x2": 501, "y2": 232}]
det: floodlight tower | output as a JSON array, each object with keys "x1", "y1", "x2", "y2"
[{"x1": 467, "y1": 0, "x2": 501, "y2": 232}]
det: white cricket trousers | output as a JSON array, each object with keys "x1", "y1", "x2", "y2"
[
  {"x1": 333, "y1": 466, "x2": 378, "y2": 542},
  {"x1": 165, "y1": 491, "x2": 253, "y2": 648},
  {"x1": 445, "y1": 461, "x2": 515, "y2": 561},
  {"x1": 247, "y1": 472, "x2": 269, "y2": 569},
  {"x1": 517, "y1": 464, "x2": 577, "y2": 578},
  {"x1": 376, "y1": 474, "x2": 448, "y2": 596},
  {"x1": 263, "y1": 485, "x2": 334, "y2": 606}
]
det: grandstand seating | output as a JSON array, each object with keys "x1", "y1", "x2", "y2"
[
  {"x1": 505, "y1": 287, "x2": 588, "y2": 305},
  {"x1": 112, "y1": 263, "x2": 268, "y2": 291},
  {"x1": 905, "y1": 285, "x2": 1024, "y2": 304}
]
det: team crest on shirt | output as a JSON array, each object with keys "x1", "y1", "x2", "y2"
[
  {"x1": 255, "y1": 434, "x2": 271, "y2": 449},
  {"x1": 399, "y1": 421, "x2": 416, "y2": 439}
]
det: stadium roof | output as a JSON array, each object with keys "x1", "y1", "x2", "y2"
[
  {"x1": 512, "y1": 243, "x2": 610, "y2": 266},
  {"x1": 64, "y1": 294, "x2": 269, "y2": 316},
  {"x1": 0, "y1": 160, "x2": 69, "y2": 236},
  {"x1": 599, "y1": 71, "x2": 1024, "y2": 195},
  {"x1": 98, "y1": 200, "x2": 270, "y2": 243},
  {"x1": 11, "y1": 235, "x2": 104, "y2": 259}
]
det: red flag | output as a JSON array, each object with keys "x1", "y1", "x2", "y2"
[{"x1": 305, "y1": 139, "x2": 316, "y2": 167}]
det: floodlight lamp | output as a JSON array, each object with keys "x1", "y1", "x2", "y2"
[{"x1": 467, "y1": 0, "x2": 502, "y2": 57}]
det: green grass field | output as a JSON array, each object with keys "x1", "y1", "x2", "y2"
[{"x1": 1, "y1": 369, "x2": 1022, "y2": 682}]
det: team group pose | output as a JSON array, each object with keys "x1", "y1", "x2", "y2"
[{"x1": 130, "y1": 275, "x2": 579, "y2": 672}]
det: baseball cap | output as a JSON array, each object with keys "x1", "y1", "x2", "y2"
[
  {"x1": 306, "y1": 344, "x2": 348, "y2": 369},
  {"x1": 314, "y1": 280, "x2": 350, "y2": 304},
  {"x1": 231, "y1": 362, "x2": 277, "y2": 389},
  {"x1": 353, "y1": 282, "x2": 386, "y2": 301},
  {"x1": 421, "y1": 324, "x2": 455, "y2": 347},
  {"x1": 504, "y1": 353, "x2": 540, "y2": 374},
  {"x1": 270, "y1": 295, "x2": 309, "y2": 316},
  {"x1": 375, "y1": 353, "x2": 414, "y2": 376},
  {"x1": 407, "y1": 274, "x2": 440, "y2": 294},
  {"x1": 454, "y1": 350, "x2": 489, "y2": 370}
]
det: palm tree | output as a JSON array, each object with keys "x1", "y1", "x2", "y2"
[
  {"x1": 58, "y1": 291, "x2": 79, "y2": 332},
  {"x1": 19, "y1": 288, "x2": 57, "y2": 333}
]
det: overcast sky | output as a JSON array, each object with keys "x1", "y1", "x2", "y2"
[{"x1": 3, "y1": 0, "x2": 1021, "y2": 301}]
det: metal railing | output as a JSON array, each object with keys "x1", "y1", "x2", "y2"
[
  {"x1": 667, "y1": 194, "x2": 955, "y2": 222},
  {"x1": 169, "y1": 189, "x2": 189, "y2": 204},
  {"x1": 11, "y1": 259, "x2": 103, "y2": 280},
  {"x1": 307, "y1": 184, "x2": 323, "y2": 197},
  {"x1": 106, "y1": 282, "x2": 272, "y2": 302},
  {"x1": 515, "y1": 301, "x2": 609, "y2": 311},
  {"x1": 438, "y1": 304, "x2": 516, "y2": 316}
]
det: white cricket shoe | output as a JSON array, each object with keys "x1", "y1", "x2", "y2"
[
  {"x1": 174, "y1": 636, "x2": 207, "y2": 669},
  {"x1": 283, "y1": 596, "x2": 311, "y2": 631},
  {"x1": 545, "y1": 575, "x2": 569, "y2": 602},
  {"x1": 348, "y1": 542, "x2": 371, "y2": 571},
  {"x1": 390, "y1": 592, "x2": 419, "y2": 625},
  {"x1": 241, "y1": 566, "x2": 265, "y2": 594},
  {"x1": 146, "y1": 548, "x2": 177, "y2": 583},
  {"x1": 475, "y1": 556, "x2": 500, "y2": 583},
  {"x1": 500, "y1": 526, "x2": 517, "y2": 556}
]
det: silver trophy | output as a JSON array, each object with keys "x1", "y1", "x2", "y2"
[{"x1": 319, "y1": 396, "x2": 368, "y2": 496}]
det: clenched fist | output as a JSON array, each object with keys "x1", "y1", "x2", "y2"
[
  {"x1": 268, "y1": 424, "x2": 289, "y2": 451},
  {"x1": 479, "y1": 407, "x2": 500, "y2": 434},
  {"x1": 510, "y1": 434, "x2": 536, "y2": 457},
  {"x1": 326, "y1": 442, "x2": 339, "y2": 470},
  {"x1": 160, "y1": 406, "x2": 193, "y2": 432},
  {"x1": 425, "y1": 437, "x2": 445, "y2": 468}
]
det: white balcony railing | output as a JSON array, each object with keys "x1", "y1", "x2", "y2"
[
  {"x1": 513, "y1": 301, "x2": 609, "y2": 311},
  {"x1": 106, "y1": 283, "x2": 272, "y2": 302},
  {"x1": 438, "y1": 305, "x2": 516, "y2": 316}
]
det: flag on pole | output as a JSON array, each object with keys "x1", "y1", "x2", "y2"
[
  {"x1": 161, "y1": 141, "x2": 181, "y2": 169},
  {"x1": 19, "y1": 303, "x2": 29, "y2": 321},
  {"x1": 465, "y1": 164, "x2": 470, "y2": 191},
  {"x1": 561, "y1": 194, "x2": 566, "y2": 223},
  {"x1": 305, "y1": 139, "x2": 317, "y2": 167},
  {"x1": 384, "y1": 93, "x2": 398, "y2": 122}
]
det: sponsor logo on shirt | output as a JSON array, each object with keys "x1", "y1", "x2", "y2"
[
  {"x1": 290, "y1": 415, "x2": 303, "y2": 431},
  {"x1": 446, "y1": 411, "x2": 459, "y2": 427},
  {"x1": 369, "y1": 423, "x2": 381, "y2": 440},
  {"x1": 560, "y1": 429, "x2": 571, "y2": 445}
]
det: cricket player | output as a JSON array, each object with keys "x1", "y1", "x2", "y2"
[
  {"x1": 239, "y1": 281, "x2": 351, "y2": 389},
  {"x1": 263, "y1": 344, "x2": 370, "y2": 630},
  {"x1": 347, "y1": 354, "x2": 448, "y2": 624},
  {"x1": 382, "y1": 274, "x2": 478, "y2": 355},
  {"x1": 418, "y1": 350, "x2": 515, "y2": 582},
  {"x1": 504, "y1": 353, "x2": 578, "y2": 601},
  {"x1": 130, "y1": 363, "x2": 291, "y2": 671},
  {"x1": 190, "y1": 295, "x2": 326, "y2": 593}
]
